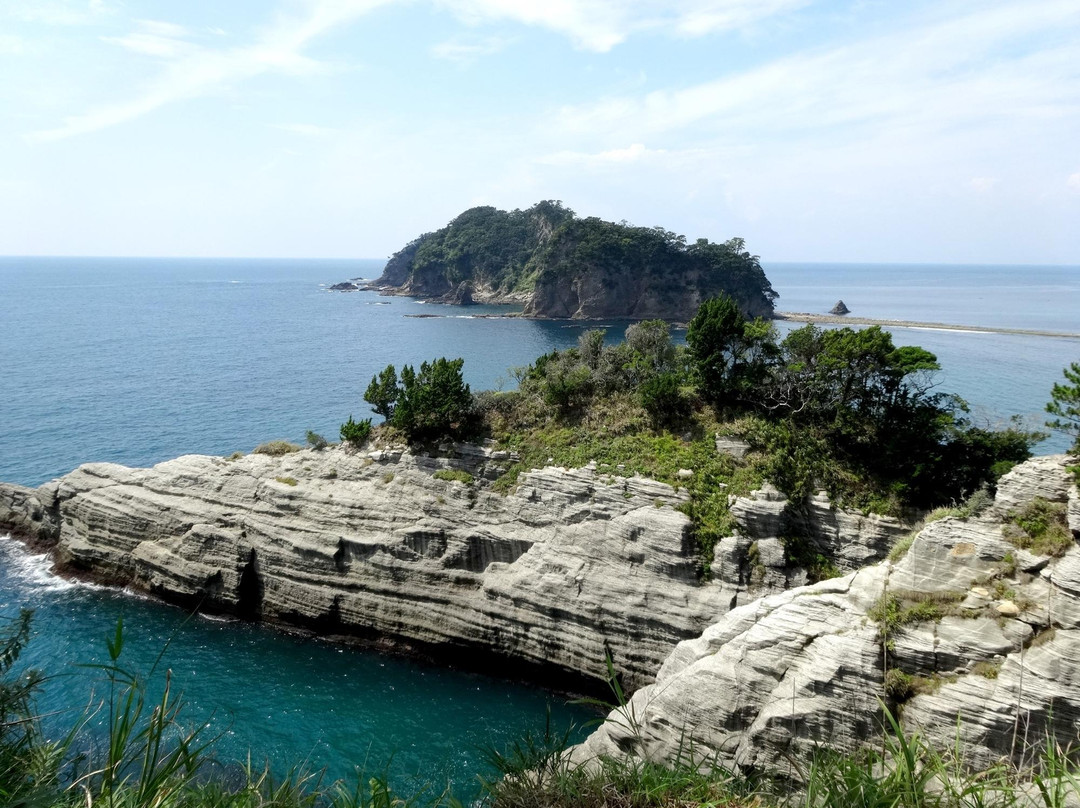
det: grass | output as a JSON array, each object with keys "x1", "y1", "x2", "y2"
[
  {"x1": 924, "y1": 487, "x2": 995, "y2": 524},
  {"x1": 276, "y1": 476, "x2": 299, "y2": 486},
  {"x1": 868, "y1": 590, "x2": 965, "y2": 638},
  {"x1": 382, "y1": 472, "x2": 395, "y2": 484},
  {"x1": 254, "y1": 440, "x2": 302, "y2": 456},
  {"x1": 1003, "y1": 497, "x2": 1073, "y2": 557},
  {"x1": 433, "y1": 469, "x2": 474, "y2": 485}
]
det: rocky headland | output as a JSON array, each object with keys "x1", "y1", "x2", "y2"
[
  {"x1": 1, "y1": 441, "x2": 905, "y2": 693},
  {"x1": 3, "y1": 443, "x2": 1076, "y2": 779}
]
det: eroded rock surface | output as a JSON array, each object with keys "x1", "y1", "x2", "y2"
[
  {"x1": 1, "y1": 446, "x2": 725, "y2": 690},
  {"x1": 0, "y1": 444, "x2": 917, "y2": 692},
  {"x1": 573, "y1": 454, "x2": 1080, "y2": 778}
]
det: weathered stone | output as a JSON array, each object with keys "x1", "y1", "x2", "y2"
[
  {"x1": 572, "y1": 455, "x2": 1080, "y2": 781},
  {"x1": 0, "y1": 447, "x2": 743, "y2": 691}
]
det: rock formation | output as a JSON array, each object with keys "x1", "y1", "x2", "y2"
[
  {"x1": 572, "y1": 455, "x2": 1080, "y2": 779},
  {"x1": 0, "y1": 443, "x2": 903, "y2": 692},
  {"x1": 830, "y1": 299, "x2": 850, "y2": 315}
]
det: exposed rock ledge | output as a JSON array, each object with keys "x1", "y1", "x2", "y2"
[
  {"x1": 0, "y1": 444, "x2": 906, "y2": 692},
  {"x1": 572, "y1": 455, "x2": 1080, "y2": 778}
]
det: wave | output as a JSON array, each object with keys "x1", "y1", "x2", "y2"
[{"x1": 0, "y1": 535, "x2": 82, "y2": 593}]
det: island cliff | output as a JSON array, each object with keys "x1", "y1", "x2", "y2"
[{"x1": 367, "y1": 201, "x2": 777, "y2": 320}]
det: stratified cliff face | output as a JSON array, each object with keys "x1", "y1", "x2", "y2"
[
  {"x1": 369, "y1": 202, "x2": 777, "y2": 321},
  {"x1": 0, "y1": 443, "x2": 903, "y2": 692},
  {"x1": 573, "y1": 455, "x2": 1080, "y2": 779}
]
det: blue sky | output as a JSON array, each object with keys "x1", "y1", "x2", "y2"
[{"x1": 2, "y1": 0, "x2": 1078, "y2": 263}]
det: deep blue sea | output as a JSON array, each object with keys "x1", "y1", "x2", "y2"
[{"x1": 1, "y1": 256, "x2": 1078, "y2": 796}]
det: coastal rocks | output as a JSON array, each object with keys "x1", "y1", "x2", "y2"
[
  {"x1": 328, "y1": 281, "x2": 359, "y2": 291},
  {"x1": 0, "y1": 447, "x2": 747, "y2": 691},
  {"x1": 727, "y1": 483, "x2": 910, "y2": 579},
  {"x1": 573, "y1": 455, "x2": 1080, "y2": 780},
  {"x1": 830, "y1": 300, "x2": 850, "y2": 315}
]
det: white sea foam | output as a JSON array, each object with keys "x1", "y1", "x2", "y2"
[{"x1": 0, "y1": 535, "x2": 78, "y2": 593}]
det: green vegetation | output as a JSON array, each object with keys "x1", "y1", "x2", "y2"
[
  {"x1": 365, "y1": 359, "x2": 474, "y2": 443},
  {"x1": 433, "y1": 469, "x2": 474, "y2": 485},
  {"x1": 1003, "y1": 497, "x2": 1073, "y2": 557},
  {"x1": 868, "y1": 590, "x2": 965, "y2": 639},
  {"x1": 379, "y1": 202, "x2": 777, "y2": 317},
  {"x1": 306, "y1": 430, "x2": 329, "y2": 450},
  {"x1": 254, "y1": 440, "x2": 302, "y2": 456},
  {"x1": 1046, "y1": 361, "x2": 1080, "y2": 453},
  {"x1": 276, "y1": 476, "x2": 299, "y2": 486},
  {"x1": 340, "y1": 415, "x2": 373, "y2": 447},
  {"x1": 340, "y1": 295, "x2": 1039, "y2": 577}
]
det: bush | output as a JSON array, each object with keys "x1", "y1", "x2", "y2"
[
  {"x1": 1004, "y1": 497, "x2": 1073, "y2": 556},
  {"x1": 393, "y1": 357, "x2": 474, "y2": 442},
  {"x1": 253, "y1": 440, "x2": 301, "y2": 456},
  {"x1": 305, "y1": 430, "x2": 329, "y2": 450},
  {"x1": 340, "y1": 415, "x2": 372, "y2": 447},
  {"x1": 433, "y1": 469, "x2": 474, "y2": 485},
  {"x1": 639, "y1": 372, "x2": 687, "y2": 426}
]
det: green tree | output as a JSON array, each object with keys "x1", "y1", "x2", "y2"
[
  {"x1": 1046, "y1": 361, "x2": 1080, "y2": 452},
  {"x1": 686, "y1": 295, "x2": 775, "y2": 404},
  {"x1": 364, "y1": 365, "x2": 399, "y2": 421},
  {"x1": 392, "y1": 357, "x2": 473, "y2": 441}
]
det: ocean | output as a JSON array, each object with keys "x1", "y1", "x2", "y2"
[{"x1": 1, "y1": 256, "x2": 1078, "y2": 795}]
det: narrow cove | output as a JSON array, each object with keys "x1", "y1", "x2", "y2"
[{"x1": 0, "y1": 539, "x2": 592, "y2": 798}]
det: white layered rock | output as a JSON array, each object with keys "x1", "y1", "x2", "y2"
[
  {"x1": 573, "y1": 454, "x2": 1080, "y2": 778},
  {"x1": 2, "y1": 446, "x2": 736, "y2": 689}
]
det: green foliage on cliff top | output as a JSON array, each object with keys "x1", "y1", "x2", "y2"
[{"x1": 378, "y1": 201, "x2": 777, "y2": 316}]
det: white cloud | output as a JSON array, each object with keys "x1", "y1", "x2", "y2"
[
  {"x1": 552, "y1": 0, "x2": 1080, "y2": 143},
  {"x1": 4, "y1": 0, "x2": 116, "y2": 26},
  {"x1": 272, "y1": 123, "x2": 339, "y2": 136},
  {"x1": 432, "y1": 0, "x2": 807, "y2": 51},
  {"x1": 103, "y1": 20, "x2": 199, "y2": 59},
  {"x1": 27, "y1": 0, "x2": 393, "y2": 143},
  {"x1": 430, "y1": 35, "x2": 512, "y2": 62},
  {"x1": 538, "y1": 142, "x2": 664, "y2": 166},
  {"x1": 0, "y1": 34, "x2": 27, "y2": 54}
]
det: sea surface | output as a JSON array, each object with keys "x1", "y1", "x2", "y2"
[{"x1": 1, "y1": 256, "x2": 1078, "y2": 796}]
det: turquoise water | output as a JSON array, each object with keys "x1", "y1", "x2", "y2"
[{"x1": 1, "y1": 256, "x2": 1078, "y2": 796}]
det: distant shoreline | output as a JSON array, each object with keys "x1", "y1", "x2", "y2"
[{"x1": 773, "y1": 311, "x2": 1080, "y2": 341}]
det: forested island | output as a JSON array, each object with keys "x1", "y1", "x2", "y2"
[{"x1": 366, "y1": 201, "x2": 777, "y2": 320}]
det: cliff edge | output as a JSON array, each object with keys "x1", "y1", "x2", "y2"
[{"x1": 0, "y1": 442, "x2": 905, "y2": 692}]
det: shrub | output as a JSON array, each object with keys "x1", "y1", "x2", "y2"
[
  {"x1": 393, "y1": 357, "x2": 474, "y2": 442},
  {"x1": 305, "y1": 430, "x2": 329, "y2": 450},
  {"x1": 639, "y1": 372, "x2": 687, "y2": 426},
  {"x1": 275, "y1": 476, "x2": 298, "y2": 486},
  {"x1": 883, "y1": 668, "x2": 914, "y2": 701},
  {"x1": 433, "y1": 469, "x2": 474, "y2": 485},
  {"x1": 253, "y1": 440, "x2": 301, "y2": 456},
  {"x1": 1004, "y1": 497, "x2": 1073, "y2": 556},
  {"x1": 340, "y1": 415, "x2": 372, "y2": 447}
]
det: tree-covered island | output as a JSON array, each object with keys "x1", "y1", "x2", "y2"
[{"x1": 367, "y1": 201, "x2": 777, "y2": 320}]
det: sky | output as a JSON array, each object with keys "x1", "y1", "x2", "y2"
[{"x1": 1, "y1": 0, "x2": 1078, "y2": 264}]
